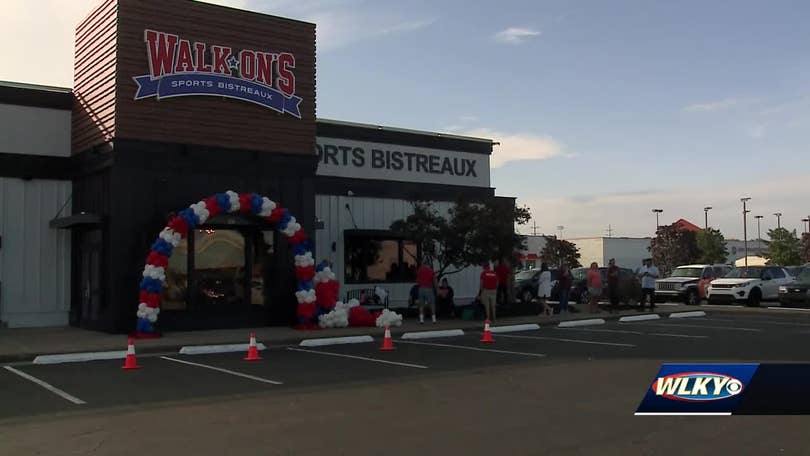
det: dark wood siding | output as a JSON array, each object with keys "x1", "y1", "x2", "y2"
[
  {"x1": 72, "y1": 0, "x2": 118, "y2": 154},
  {"x1": 114, "y1": 0, "x2": 316, "y2": 155}
]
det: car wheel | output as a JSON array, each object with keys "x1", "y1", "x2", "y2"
[
  {"x1": 686, "y1": 289, "x2": 699, "y2": 306},
  {"x1": 748, "y1": 288, "x2": 762, "y2": 307},
  {"x1": 521, "y1": 289, "x2": 534, "y2": 304}
]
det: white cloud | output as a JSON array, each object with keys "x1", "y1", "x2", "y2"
[
  {"x1": 492, "y1": 27, "x2": 541, "y2": 45},
  {"x1": 460, "y1": 128, "x2": 564, "y2": 168},
  {"x1": 681, "y1": 97, "x2": 761, "y2": 113}
]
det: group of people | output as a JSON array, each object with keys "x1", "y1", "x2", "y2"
[
  {"x1": 410, "y1": 258, "x2": 511, "y2": 324},
  {"x1": 534, "y1": 258, "x2": 661, "y2": 315},
  {"x1": 409, "y1": 256, "x2": 661, "y2": 324}
]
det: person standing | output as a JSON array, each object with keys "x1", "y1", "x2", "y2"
[
  {"x1": 607, "y1": 258, "x2": 621, "y2": 313},
  {"x1": 495, "y1": 259, "x2": 511, "y2": 307},
  {"x1": 558, "y1": 265, "x2": 573, "y2": 315},
  {"x1": 636, "y1": 258, "x2": 659, "y2": 311},
  {"x1": 587, "y1": 262, "x2": 603, "y2": 314},
  {"x1": 416, "y1": 258, "x2": 438, "y2": 323},
  {"x1": 436, "y1": 277, "x2": 455, "y2": 318},
  {"x1": 479, "y1": 262, "x2": 499, "y2": 322},
  {"x1": 536, "y1": 262, "x2": 554, "y2": 317}
]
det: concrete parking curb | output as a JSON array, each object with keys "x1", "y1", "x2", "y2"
[
  {"x1": 618, "y1": 314, "x2": 661, "y2": 323},
  {"x1": 299, "y1": 336, "x2": 374, "y2": 347},
  {"x1": 669, "y1": 311, "x2": 707, "y2": 319},
  {"x1": 401, "y1": 329, "x2": 465, "y2": 340},
  {"x1": 179, "y1": 343, "x2": 267, "y2": 355},
  {"x1": 558, "y1": 319, "x2": 606, "y2": 328},
  {"x1": 489, "y1": 324, "x2": 541, "y2": 334},
  {"x1": 32, "y1": 351, "x2": 126, "y2": 365}
]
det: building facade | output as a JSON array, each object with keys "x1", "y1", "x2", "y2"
[{"x1": 0, "y1": 0, "x2": 509, "y2": 331}]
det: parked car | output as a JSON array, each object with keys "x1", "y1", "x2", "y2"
[
  {"x1": 514, "y1": 268, "x2": 558, "y2": 304},
  {"x1": 785, "y1": 265, "x2": 807, "y2": 280},
  {"x1": 654, "y1": 264, "x2": 731, "y2": 305},
  {"x1": 569, "y1": 267, "x2": 641, "y2": 305},
  {"x1": 778, "y1": 268, "x2": 810, "y2": 307},
  {"x1": 707, "y1": 266, "x2": 793, "y2": 307}
]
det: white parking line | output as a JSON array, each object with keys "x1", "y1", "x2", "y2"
[
  {"x1": 698, "y1": 317, "x2": 810, "y2": 327},
  {"x1": 287, "y1": 347, "x2": 428, "y2": 369},
  {"x1": 497, "y1": 334, "x2": 636, "y2": 347},
  {"x1": 160, "y1": 356, "x2": 283, "y2": 385},
  {"x1": 397, "y1": 340, "x2": 546, "y2": 358},
  {"x1": 556, "y1": 328, "x2": 708, "y2": 339},
  {"x1": 623, "y1": 323, "x2": 763, "y2": 332},
  {"x1": 3, "y1": 366, "x2": 86, "y2": 405}
]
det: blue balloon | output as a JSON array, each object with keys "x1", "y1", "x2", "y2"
[
  {"x1": 293, "y1": 244, "x2": 308, "y2": 255},
  {"x1": 140, "y1": 277, "x2": 163, "y2": 293},
  {"x1": 280, "y1": 211, "x2": 292, "y2": 226},
  {"x1": 215, "y1": 193, "x2": 231, "y2": 212},
  {"x1": 137, "y1": 317, "x2": 153, "y2": 333},
  {"x1": 315, "y1": 263, "x2": 325, "y2": 272},
  {"x1": 178, "y1": 208, "x2": 199, "y2": 229},
  {"x1": 150, "y1": 238, "x2": 173, "y2": 256},
  {"x1": 297, "y1": 280, "x2": 314, "y2": 291},
  {"x1": 250, "y1": 194, "x2": 263, "y2": 214}
]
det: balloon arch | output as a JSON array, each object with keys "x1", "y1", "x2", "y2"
[{"x1": 135, "y1": 190, "x2": 329, "y2": 336}]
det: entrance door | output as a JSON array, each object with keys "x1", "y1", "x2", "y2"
[{"x1": 71, "y1": 229, "x2": 104, "y2": 328}]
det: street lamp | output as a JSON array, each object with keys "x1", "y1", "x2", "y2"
[
  {"x1": 774, "y1": 212, "x2": 782, "y2": 229},
  {"x1": 741, "y1": 198, "x2": 751, "y2": 267},
  {"x1": 803, "y1": 218, "x2": 810, "y2": 234},
  {"x1": 704, "y1": 206, "x2": 712, "y2": 230},
  {"x1": 754, "y1": 215, "x2": 763, "y2": 254},
  {"x1": 652, "y1": 209, "x2": 663, "y2": 232},
  {"x1": 556, "y1": 225, "x2": 565, "y2": 240}
]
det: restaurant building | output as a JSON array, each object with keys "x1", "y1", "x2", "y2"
[{"x1": 0, "y1": 0, "x2": 509, "y2": 332}]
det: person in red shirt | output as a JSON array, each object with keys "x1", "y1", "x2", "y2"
[
  {"x1": 416, "y1": 259, "x2": 437, "y2": 324},
  {"x1": 494, "y1": 259, "x2": 511, "y2": 306},
  {"x1": 479, "y1": 262, "x2": 499, "y2": 322}
]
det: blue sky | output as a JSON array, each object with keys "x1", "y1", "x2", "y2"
[{"x1": 3, "y1": 0, "x2": 809, "y2": 239}]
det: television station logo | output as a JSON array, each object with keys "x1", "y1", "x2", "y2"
[
  {"x1": 652, "y1": 372, "x2": 744, "y2": 401},
  {"x1": 133, "y1": 29, "x2": 303, "y2": 118}
]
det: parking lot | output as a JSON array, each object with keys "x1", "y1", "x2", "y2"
[{"x1": 3, "y1": 309, "x2": 810, "y2": 425}]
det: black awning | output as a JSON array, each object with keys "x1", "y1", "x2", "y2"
[{"x1": 49, "y1": 213, "x2": 103, "y2": 229}]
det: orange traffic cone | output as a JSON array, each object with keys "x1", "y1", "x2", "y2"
[
  {"x1": 244, "y1": 332, "x2": 262, "y2": 361},
  {"x1": 379, "y1": 326, "x2": 396, "y2": 351},
  {"x1": 121, "y1": 337, "x2": 141, "y2": 370},
  {"x1": 481, "y1": 320, "x2": 495, "y2": 343}
]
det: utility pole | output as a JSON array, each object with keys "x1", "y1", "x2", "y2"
[
  {"x1": 774, "y1": 212, "x2": 782, "y2": 229},
  {"x1": 704, "y1": 206, "x2": 712, "y2": 230},
  {"x1": 606, "y1": 224, "x2": 614, "y2": 238},
  {"x1": 652, "y1": 209, "x2": 663, "y2": 233},
  {"x1": 754, "y1": 215, "x2": 763, "y2": 254},
  {"x1": 741, "y1": 198, "x2": 751, "y2": 267},
  {"x1": 532, "y1": 219, "x2": 538, "y2": 236},
  {"x1": 557, "y1": 225, "x2": 565, "y2": 240}
]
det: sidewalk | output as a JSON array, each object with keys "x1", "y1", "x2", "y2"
[{"x1": 0, "y1": 305, "x2": 697, "y2": 363}]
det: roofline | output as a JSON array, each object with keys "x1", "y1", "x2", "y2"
[
  {"x1": 0, "y1": 80, "x2": 72, "y2": 94},
  {"x1": 316, "y1": 118, "x2": 494, "y2": 144}
]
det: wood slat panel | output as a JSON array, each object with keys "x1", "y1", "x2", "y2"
[
  {"x1": 72, "y1": 0, "x2": 117, "y2": 154},
  {"x1": 115, "y1": 0, "x2": 316, "y2": 154}
]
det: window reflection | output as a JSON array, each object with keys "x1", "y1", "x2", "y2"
[
  {"x1": 162, "y1": 238, "x2": 188, "y2": 310},
  {"x1": 194, "y1": 229, "x2": 245, "y2": 306}
]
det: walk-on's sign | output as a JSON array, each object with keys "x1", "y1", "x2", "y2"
[{"x1": 133, "y1": 29, "x2": 303, "y2": 118}]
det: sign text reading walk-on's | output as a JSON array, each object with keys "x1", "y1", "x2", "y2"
[{"x1": 133, "y1": 30, "x2": 303, "y2": 118}]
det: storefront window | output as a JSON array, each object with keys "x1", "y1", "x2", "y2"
[
  {"x1": 162, "y1": 238, "x2": 188, "y2": 310},
  {"x1": 249, "y1": 231, "x2": 274, "y2": 305},
  {"x1": 344, "y1": 235, "x2": 419, "y2": 283},
  {"x1": 194, "y1": 229, "x2": 246, "y2": 307}
]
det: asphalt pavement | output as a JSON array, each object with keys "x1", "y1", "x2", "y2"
[{"x1": 3, "y1": 309, "x2": 810, "y2": 454}]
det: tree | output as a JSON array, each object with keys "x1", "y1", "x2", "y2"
[
  {"x1": 696, "y1": 228, "x2": 728, "y2": 264},
  {"x1": 649, "y1": 225, "x2": 699, "y2": 276},
  {"x1": 763, "y1": 228, "x2": 802, "y2": 266},
  {"x1": 801, "y1": 233, "x2": 810, "y2": 264},
  {"x1": 540, "y1": 236, "x2": 582, "y2": 268},
  {"x1": 390, "y1": 198, "x2": 530, "y2": 280}
]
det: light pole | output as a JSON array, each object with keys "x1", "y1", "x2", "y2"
[
  {"x1": 754, "y1": 215, "x2": 763, "y2": 254},
  {"x1": 556, "y1": 225, "x2": 564, "y2": 240},
  {"x1": 741, "y1": 198, "x2": 751, "y2": 267},
  {"x1": 704, "y1": 206, "x2": 712, "y2": 230},
  {"x1": 652, "y1": 209, "x2": 663, "y2": 232},
  {"x1": 803, "y1": 218, "x2": 810, "y2": 234},
  {"x1": 774, "y1": 212, "x2": 782, "y2": 229}
]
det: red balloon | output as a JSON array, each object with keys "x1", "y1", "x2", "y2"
[
  {"x1": 203, "y1": 196, "x2": 222, "y2": 217},
  {"x1": 146, "y1": 251, "x2": 169, "y2": 268},
  {"x1": 238, "y1": 193, "x2": 253, "y2": 212}
]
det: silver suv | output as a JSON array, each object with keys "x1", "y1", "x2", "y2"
[{"x1": 655, "y1": 264, "x2": 732, "y2": 305}]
